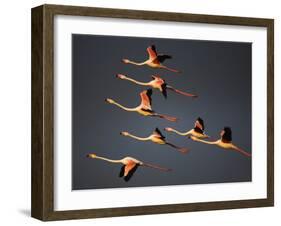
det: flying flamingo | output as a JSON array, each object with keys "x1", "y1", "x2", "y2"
[
  {"x1": 116, "y1": 74, "x2": 197, "y2": 99},
  {"x1": 165, "y1": 117, "x2": 210, "y2": 139},
  {"x1": 120, "y1": 128, "x2": 188, "y2": 154},
  {"x1": 190, "y1": 127, "x2": 251, "y2": 157},
  {"x1": 87, "y1": 153, "x2": 171, "y2": 182},
  {"x1": 105, "y1": 89, "x2": 178, "y2": 122},
  {"x1": 122, "y1": 45, "x2": 180, "y2": 73}
]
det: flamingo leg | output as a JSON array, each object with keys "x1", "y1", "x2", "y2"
[
  {"x1": 161, "y1": 65, "x2": 181, "y2": 73},
  {"x1": 152, "y1": 113, "x2": 178, "y2": 122},
  {"x1": 165, "y1": 142, "x2": 188, "y2": 154},
  {"x1": 232, "y1": 145, "x2": 251, "y2": 157},
  {"x1": 167, "y1": 86, "x2": 198, "y2": 98},
  {"x1": 142, "y1": 163, "x2": 172, "y2": 172}
]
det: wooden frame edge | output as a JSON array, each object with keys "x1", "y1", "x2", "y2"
[
  {"x1": 31, "y1": 4, "x2": 55, "y2": 221},
  {"x1": 266, "y1": 19, "x2": 274, "y2": 206},
  {"x1": 31, "y1": 5, "x2": 44, "y2": 220}
]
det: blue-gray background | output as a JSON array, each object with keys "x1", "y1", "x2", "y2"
[{"x1": 72, "y1": 34, "x2": 252, "y2": 190}]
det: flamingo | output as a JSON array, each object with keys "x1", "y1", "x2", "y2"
[
  {"x1": 120, "y1": 128, "x2": 188, "y2": 154},
  {"x1": 122, "y1": 45, "x2": 180, "y2": 73},
  {"x1": 87, "y1": 153, "x2": 171, "y2": 181},
  {"x1": 105, "y1": 89, "x2": 178, "y2": 122},
  {"x1": 117, "y1": 74, "x2": 197, "y2": 99},
  {"x1": 165, "y1": 117, "x2": 209, "y2": 139},
  {"x1": 190, "y1": 127, "x2": 251, "y2": 157}
]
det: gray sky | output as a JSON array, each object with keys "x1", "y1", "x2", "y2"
[{"x1": 72, "y1": 34, "x2": 252, "y2": 190}]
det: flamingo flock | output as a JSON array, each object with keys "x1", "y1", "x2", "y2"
[{"x1": 86, "y1": 45, "x2": 251, "y2": 182}]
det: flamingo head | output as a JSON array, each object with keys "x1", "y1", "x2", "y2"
[
  {"x1": 164, "y1": 127, "x2": 173, "y2": 132},
  {"x1": 120, "y1": 131, "x2": 129, "y2": 136},
  {"x1": 116, "y1": 74, "x2": 126, "y2": 79},
  {"x1": 105, "y1": 98, "x2": 115, "y2": 104},
  {"x1": 122, "y1": 59, "x2": 130, "y2": 64},
  {"x1": 87, "y1": 153, "x2": 97, "y2": 159}
]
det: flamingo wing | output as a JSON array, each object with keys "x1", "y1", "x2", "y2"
[
  {"x1": 157, "y1": 54, "x2": 172, "y2": 63},
  {"x1": 119, "y1": 165, "x2": 125, "y2": 177},
  {"x1": 140, "y1": 89, "x2": 152, "y2": 109},
  {"x1": 221, "y1": 127, "x2": 232, "y2": 143},
  {"x1": 124, "y1": 163, "x2": 139, "y2": 181},
  {"x1": 161, "y1": 83, "x2": 168, "y2": 98},
  {"x1": 153, "y1": 127, "x2": 165, "y2": 139},
  {"x1": 147, "y1": 45, "x2": 158, "y2": 60},
  {"x1": 151, "y1": 75, "x2": 161, "y2": 80},
  {"x1": 195, "y1": 118, "x2": 205, "y2": 130}
]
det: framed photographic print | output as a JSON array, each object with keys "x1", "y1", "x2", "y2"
[{"x1": 31, "y1": 4, "x2": 274, "y2": 221}]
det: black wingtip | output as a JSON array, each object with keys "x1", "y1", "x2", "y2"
[
  {"x1": 147, "y1": 88, "x2": 153, "y2": 95},
  {"x1": 196, "y1": 117, "x2": 205, "y2": 130},
  {"x1": 119, "y1": 165, "x2": 125, "y2": 178},
  {"x1": 222, "y1": 127, "x2": 232, "y2": 142},
  {"x1": 123, "y1": 164, "x2": 139, "y2": 182}
]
